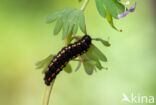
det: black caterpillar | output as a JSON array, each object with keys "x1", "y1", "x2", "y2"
[{"x1": 44, "y1": 35, "x2": 92, "y2": 85}]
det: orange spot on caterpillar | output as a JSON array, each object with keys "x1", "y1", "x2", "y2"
[
  {"x1": 56, "y1": 68, "x2": 60, "y2": 72},
  {"x1": 52, "y1": 73, "x2": 55, "y2": 77},
  {"x1": 82, "y1": 40, "x2": 85, "y2": 43},
  {"x1": 77, "y1": 43, "x2": 81, "y2": 45},
  {"x1": 60, "y1": 65, "x2": 64, "y2": 68},
  {"x1": 54, "y1": 58, "x2": 57, "y2": 62},
  {"x1": 49, "y1": 62, "x2": 54, "y2": 66},
  {"x1": 68, "y1": 46, "x2": 71, "y2": 49},
  {"x1": 57, "y1": 54, "x2": 61, "y2": 57},
  {"x1": 72, "y1": 44, "x2": 76, "y2": 47},
  {"x1": 61, "y1": 50, "x2": 65, "y2": 54}
]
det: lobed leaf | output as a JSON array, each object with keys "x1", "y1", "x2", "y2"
[
  {"x1": 95, "y1": 0, "x2": 125, "y2": 30},
  {"x1": 105, "y1": 10, "x2": 119, "y2": 31},
  {"x1": 95, "y1": 0, "x2": 106, "y2": 18},
  {"x1": 46, "y1": 8, "x2": 86, "y2": 40},
  {"x1": 79, "y1": 11, "x2": 86, "y2": 33},
  {"x1": 81, "y1": 55, "x2": 95, "y2": 75},
  {"x1": 87, "y1": 44, "x2": 107, "y2": 62},
  {"x1": 98, "y1": 38, "x2": 111, "y2": 47},
  {"x1": 83, "y1": 44, "x2": 108, "y2": 71},
  {"x1": 64, "y1": 63, "x2": 72, "y2": 73},
  {"x1": 75, "y1": 61, "x2": 81, "y2": 71},
  {"x1": 83, "y1": 62, "x2": 95, "y2": 75},
  {"x1": 54, "y1": 19, "x2": 63, "y2": 35},
  {"x1": 35, "y1": 55, "x2": 54, "y2": 73},
  {"x1": 46, "y1": 11, "x2": 61, "y2": 24},
  {"x1": 80, "y1": 43, "x2": 108, "y2": 72}
]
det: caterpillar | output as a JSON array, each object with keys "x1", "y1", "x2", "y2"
[{"x1": 44, "y1": 35, "x2": 92, "y2": 86}]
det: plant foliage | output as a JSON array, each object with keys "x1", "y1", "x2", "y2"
[
  {"x1": 95, "y1": 0, "x2": 125, "y2": 31},
  {"x1": 46, "y1": 8, "x2": 85, "y2": 39}
]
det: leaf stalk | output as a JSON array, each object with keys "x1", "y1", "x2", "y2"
[
  {"x1": 80, "y1": 0, "x2": 89, "y2": 11},
  {"x1": 42, "y1": 80, "x2": 55, "y2": 105}
]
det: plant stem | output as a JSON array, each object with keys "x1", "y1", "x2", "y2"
[
  {"x1": 80, "y1": 0, "x2": 89, "y2": 11},
  {"x1": 92, "y1": 38, "x2": 99, "y2": 41},
  {"x1": 72, "y1": 59, "x2": 86, "y2": 62},
  {"x1": 42, "y1": 79, "x2": 55, "y2": 105}
]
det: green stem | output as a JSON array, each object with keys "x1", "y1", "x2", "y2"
[
  {"x1": 80, "y1": 0, "x2": 89, "y2": 11},
  {"x1": 42, "y1": 80, "x2": 55, "y2": 105}
]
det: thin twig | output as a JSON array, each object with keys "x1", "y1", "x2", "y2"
[
  {"x1": 71, "y1": 36, "x2": 81, "y2": 41},
  {"x1": 72, "y1": 59, "x2": 86, "y2": 62},
  {"x1": 42, "y1": 80, "x2": 55, "y2": 105},
  {"x1": 80, "y1": 0, "x2": 89, "y2": 11},
  {"x1": 92, "y1": 38, "x2": 99, "y2": 41}
]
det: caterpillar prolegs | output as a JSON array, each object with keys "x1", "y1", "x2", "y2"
[{"x1": 44, "y1": 35, "x2": 92, "y2": 85}]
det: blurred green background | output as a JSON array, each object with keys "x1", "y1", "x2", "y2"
[{"x1": 0, "y1": 0, "x2": 155, "y2": 105}]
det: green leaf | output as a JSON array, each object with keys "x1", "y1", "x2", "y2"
[
  {"x1": 86, "y1": 44, "x2": 107, "y2": 62},
  {"x1": 62, "y1": 21, "x2": 71, "y2": 39},
  {"x1": 95, "y1": 0, "x2": 125, "y2": 18},
  {"x1": 73, "y1": 22, "x2": 79, "y2": 35},
  {"x1": 98, "y1": 38, "x2": 111, "y2": 47},
  {"x1": 95, "y1": 60, "x2": 103, "y2": 70},
  {"x1": 64, "y1": 63, "x2": 72, "y2": 73},
  {"x1": 46, "y1": 8, "x2": 86, "y2": 40},
  {"x1": 65, "y1": 31, "x2": 73, "y2": 46},
  {"x1": 54, "y1": 19, "x2": 63, "y2": 35},
  {"x1": 105, "y1": 10, "x2": 119, "y2": 31},
  {"x1": 62, "y1": 9, "x2": 81, "y2": 39},
  {"x1": 75, "y1": 61, "x2": 81, "y2": 71},
  {"x1": 95, "y1": 0, "x2": 125, "y2": 30},
  {"x1": 95, "y1": 0, "x2": 106, "y2": 18},
  {"x1": 92, "y1": 45, "x2": 107, "y2": 62},
  {"x1": 83, "y1": 62, "x2": 95, "y2": 75},
  {"x1": 46, "y1": 11, "x2": 61, "y2": 24},
  {"x1": 86, "y1": 60, "x2": 97, "y2": 65},
  {"x1": 79, "y1": 11, "x2": 86, "y2": 33},
  {"x1": 81, "y1": 55, "x2": 95, "y2": 75},
  {"x1": 81, "y1": 44, "x2": 107, "y2": 71},
  {"x1": 35, "y1": 55, "x2": 54, "y2": 73}
]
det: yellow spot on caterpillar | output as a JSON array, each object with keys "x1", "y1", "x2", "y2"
[
  {"x1": 68, "y1": 46, "x2": 71, "y2": 49},
  {"x1": 61, "y1": 50, "x2": 65, "y2": 54},
  {"x1": 54, "y1": 58, "x2": 57, "y2": 62},
  {"x1": 49, "y1": 62, "x2": 54, "y2": 66},
  {"x1": 57, "y1": 54, "x2": 61, "y2": 57},
  {"x1": 82, "y1": 40, "x2": 85, "y2": 42},
  {"x1": 77, "y1": 42, "x2": 81, "y2": 45},
  {"x1": 73, "y1": 44, "x2": 76, "y2": 47}
]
